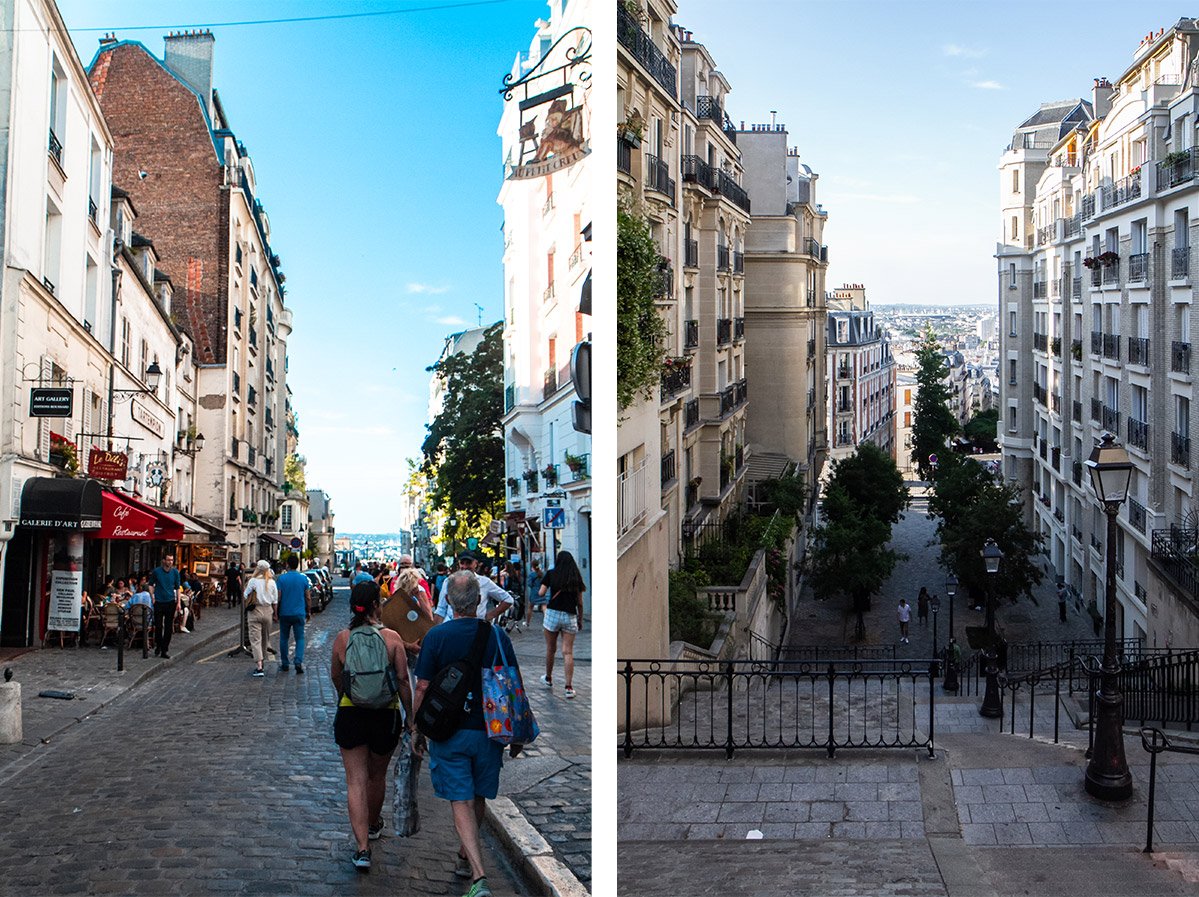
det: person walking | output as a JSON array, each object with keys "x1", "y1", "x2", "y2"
[
  {"x1": 917, "y1": 587, "x2": 930, "y2": 627},
  {"x1": 277, "y1": 554, "x2": 311, "y2": 674},
  {"x1": 352, "y1": 562, "x2": 374, "y2": 586},
  {"x1": 524, "y1": 559, "x2": 544, "y2": 630},
  {"x1": 897, "y1": 597, "x2": 911, "y2": 644},
  {"x1": 332, "y1": 581, "x2": 415, "y2": 873},
  {"x1": 414, "y1": 572, "x2": 520, "y2": 897},
  {"x1": 1057, "y1": 582, "x2": 1068, "y2": 623},
  {"x1": 149, "y1": 554, "x2": 182, "y2": 659},
  {"x1": 243, "y1": 560, "x2": 278, "y2": 677},
  {"x1": 537, "y1": 550, "x2": 586, "y2": 699},
  {"x1": 225, "y1": 562, "x2": 243, "y2": 609},
  {"x1": 434, "y1": 553, "x2": 512, "y2": 624}
]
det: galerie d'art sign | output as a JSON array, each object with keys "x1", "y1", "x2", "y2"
[
  {"x1": 500, "y1": 26, "x2": 591, "y2": 180},
  {"x1": 88, "y1": 448, "x2": 128, "y2": 480}
]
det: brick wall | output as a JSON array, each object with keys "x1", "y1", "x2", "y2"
[{"x1": 89, "y1": 43, "x2": 228, "y2": 365}]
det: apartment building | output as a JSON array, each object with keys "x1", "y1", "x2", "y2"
[
  {"x1": 306, "y1": 489, "x2": 335, "y2": 567},
  {"x1": 826, "y1": 284, "x2": 895, "y2": 464},
  {"x1": 88, "y1": 30, "x2": 293, "y2": 566},
  {"x1": 999, "y1": 18, "x2": 1199, "y2": 649}
]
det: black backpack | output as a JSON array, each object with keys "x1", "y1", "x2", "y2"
[{"x1": 415, "y1": 620, "x2": 491, "y2": 742}]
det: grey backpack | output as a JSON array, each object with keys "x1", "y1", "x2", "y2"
[{"x1": 342, "y1": 626, "x2": 399, "y2": 709}]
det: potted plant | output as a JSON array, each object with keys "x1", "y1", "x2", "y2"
[
  {"x1": 507, "y1": 476, "x2": 519, "y2": 492},
  {"x1": 542, "y1": 463, "x2": 558, "y2": 486},
  {"x1": 1082, "y1": 256, "x2": 1098, "y2": 269},
  {"x1": 1164, "y1": 149, "x2": 1190, "y2": 167},
  {"x1": 618, "y1": 108, "x2": 645, "y2": 147},
  {"x1": 48, "y1": 433, "x2": 78, "y2": 477},
  {"x1": 1097, "y1": 250, "x2": 1120, "y2": 267},
  {"x1": 522, "y1": 469, "x2": 540, "y2": 491},
  {"x1": 1072, "y1": 341, "x2": 1083, "y2": 361},
  {"x1": 564, "y1": 451, "x2": 588, "y2": 477}
]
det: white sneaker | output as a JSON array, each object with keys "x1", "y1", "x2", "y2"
[
  {"x1": 565, "y1": 686, "x2": 576, "y2": 699},
  {"x1": 540, "y1": 674, "x2": 552, "y2": 688}
]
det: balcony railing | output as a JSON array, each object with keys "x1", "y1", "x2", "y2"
[
  {"x1": 1073, "y1": 400, "x2": 1082, "y2": 422},
  {"x1": 715, "y1": 169, "x2": 751, "y2": 214},
  {"x1": 48, "y1": 128, "x2": 62, "y2": 164},
  {"x1": 1129, "y1": 499, "x2": 1147, "y2": 534},
  {"x1": 543, "y1": 367, "x2": 558, "y2": 400},
  {"x1": 1065, "y1": 214, "x2": 1081, "y2": 238},
  {"x1": 1128, "y1": 252, "x2": 1149, "y2": 283},
  {"x1": 1033, "y1": 281, "x2": 1046, "y2": 299},
  {"x1": 1172, "y1": 432, "x2": 1191, "y2": 467},
  {"x1": 644, "y1": 153, "x2": 675, "y2": 201},
  {"x1": 617, "y1": 2, "x2": 677, "y2": 98},
  {"x1": 684, "y1": 398, "x2": 700, "y2": 429},
  {"x1": 733, "y1": 250, "x2": 744, "y2": 273},
  {"x1": 1091, "y1": 266, "x2": 1102, "y2": 287},
  {"x1": 1173, "y1": 341, "x2": 1191, "y2": 373},
  {"x1": 1102, "y1": 261, "x2": 1120, "y2": 286},
  {"x1": 716, "y1": 318, "x2": 732, "y2": 346},
  {"x1": 1033, "y1": 383, "x2": 1047, "y2": 406},
  {"x1": 1128, "y1": 417, "x2": 1149, "y2": 451},
  {"x1": 1090, "y1": 397, "x2": 1102, "y2": 423},
  {"x1": 733, "y1": 317, "x2": 745, "y2": 341},
  {"x1": 660, "y1": 362, "x2": 692, "y2": 401},
  {"x1": 617, "y1": 138, "x2": 632, "y2": 174},
  {"x1": 681, "y1": 154, "x2": 716, "y2": 191},
  {"x1": 1103, "y1": 404, "x2": 1120, "y2": 432},
  {"x1": 720, "y1": 378, "x2": 748, "y2": 415},
  {"x1": 1091, "y1": 331, "x2": 1102, "y2": 355},
  {"x1": 1072, "y1": 338, "x2": 1082, "y2": 360},
  {"x1": 696, "y1": 95, "x2": 723, "y2": 125},
  {"x1": 716, "y1": 244, "x2": 730, "y2": 271},
  {"x1": 656, "y1": 264, "x2": 674, "y2": 299},
  {"x1": 1128, "y1": 336, "x2": 1150, "y2": 366},
  {"x1": 1072, "y1": 276, "x2": 1082, "y2": 299},
  {"x1": 684, "y1": 239, "x2": 698, "y2": 268},
  {"x1": 1156, "y1": 147, "x2": 1199, "y2": 189},
  {"x1": 1173, "y1": 245, "x2": 1190, "y2": 279},
  {"x1": 1103, "y1": 333, "x2": 1121, "y2": 361},
  {"x1": 1099, "y1": 172, "x2": 1141, "y2": 210},
  {"x1": 683, "y1": 319, "x2": 699, "y2": 350},
  {"x1": 1033, "y1": 333, "x2": 1047, "y2": 352},
  {"x1": 1081, "y1": 194, "x2": 1095, "y2": 219},
  {"x1": 1150, "y1": 524, "x2": 1199, "y2": 602},
  {"x1": 661, "y1": 449, "x2": 676, "y2": 488}
]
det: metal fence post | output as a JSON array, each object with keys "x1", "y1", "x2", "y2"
[
  {"x1": 1028, "y1": 679, "x2": 1035, "y2": 739},
  {"x1": 928, "y1": 662, "x2": 936, "y2": 759},
  {"x1": 725, "y1": 660, "x2": 735, "y2": 760},
  {"x1": 622, "y1": 661, "x2": 633, "y2": 759},
  {"x1": 1142, "y1": 728, "x2": 1160, "y2": 854},
  {"x1": 826, "y1": 663, "x2": 836, "y2": 759},
  {"x1": 1069, "y1": 645, "x2": 1075, "y2": 696},
  {"x1": 1087, "y1": 669, "x2": 1096, "y2": 759},
  {"x1": 1054, "y1": 667, "x2": 1061, "y2": 744}
]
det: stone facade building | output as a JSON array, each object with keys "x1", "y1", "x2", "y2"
[{"x1": 826, "y1": 284, "x2": 895, "y2": 464}]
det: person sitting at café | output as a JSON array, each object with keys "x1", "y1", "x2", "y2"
[{"x1": 177, "y1": 584, "x2": 196, "y2": 634}]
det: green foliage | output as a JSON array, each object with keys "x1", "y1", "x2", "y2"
[
  {"x1": 826, "y1": 442, "x2": 909, "y2": 525},
  {"x1": 963, "y1": 408, "x2": 999, "y2": 452},
  {"x1": 668, "y1": 568, "x2": 718, "y2": 646},
  {"x1": 755, "y1": 472, "x2": 807, "y2": 522},
  {"x1": 421, "y1": 322, "x2": 505, "y2": 533},
  {"x1": 912, "y1": 330, "x2": 959, "y2": 479},
  {"x1": 617, "y1": 204, "x2": 668, "y2": 411},
  {"x1": 928, "y1": 452, "x2": 1045, "y2": 608},
  {"x1": 283, "y1": 454, "x2": 306, "y2": 494}
]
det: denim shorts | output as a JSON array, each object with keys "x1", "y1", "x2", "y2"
[
  {"x1": 427, "y1": 728, "x2": 504, "y2": 801},
  {"x1": 543, "y1": 608, "x2": 578, "y2": 633}
]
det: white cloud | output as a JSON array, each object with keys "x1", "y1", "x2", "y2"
[
  {"x1": 406, "y1": 283, "x2": 450, "y2": 295},
  {"x1": 435, "y1": 315, "x2": 468, "y2": 326},
  {"x1": 970, "y1": 80, "x2": 1005, "y2": 91},
  {"x1": 943, "y1": 43, "x2": 986, "y2": 58}
]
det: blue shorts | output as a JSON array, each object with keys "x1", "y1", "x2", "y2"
[{"x1": 427, "y1": 728, "x2": 504, "y2": 801}]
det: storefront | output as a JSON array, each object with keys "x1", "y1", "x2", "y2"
[{"x1": 173, "y1": 511, "x2": 229, "y2": 602}]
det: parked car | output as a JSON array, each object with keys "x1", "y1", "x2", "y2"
[{"x1": 304, "y1": 570, "x2": 330, "y2": 612}]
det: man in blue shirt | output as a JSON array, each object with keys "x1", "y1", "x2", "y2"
[
  {"x1": 149, "y1": 554, "x2": 181, "y2": 659},
  {"x1": 351, "y1": 562, "x2": 373, "y2": 586},
  {"x1": 276, "y1": 553, "x2": 311, "y2": 674}
]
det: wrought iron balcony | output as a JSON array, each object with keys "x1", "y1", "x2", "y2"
[
  {"x1": 660, "y1": 361, "x2": 691, "y2": 401},
  {"x1": 1033, "y1": 333, "x2": 1047, "y2": 352},
  {"x1": 1102, "y1": 261, "x2": 1120, "y2": 286},
  {"x1": 660, "y1": 449, "x2": 676, "y2": 488},
  {"x1": 695, "y1": 95, "x2": 723, "y2": 125},
  {"x1": 716, "y1": 317, "x2": 732, "y2": 345},
  {"x1": 716, "y1": 244, "x2": 730, "y2": 271},
  {"x1": 733, "y1": 317, "x2": 745, "y2": 341},
  {"x1": 1072, "y1": 276, "x2": 1082, "y2": 299},
  {"x1": 1150, "y1": 524, "x2": 1199, "y2": 602},
  {"x1": 1103, "y1": 333, "x2": 1121, "y2": 361},
  {"x1": 1173, "y1": 245, "x2": 1191, "y2": 279},
  {"x1": 543, "y1": 367, "x2": 558, "y2": 400},
  {"x1": 1033, "y1": 281, "x2": 1046, "y2": 299},
  {"x1": 617, "y1": 138, "x2": 632, "y2": 174},
  {"x1": 1091, "y1": 266, "x2": 1102, "y2": 287},
  {"x1": 1090, "y1": 397, "x2": 1102, "y2": 423},
  {"x1": 733, "y1": 251, "x2": 744, "y2": 273},
  {"x1": 1129, "y1": 499, "x2": 1147, "y2": 533},
  {"x1": 1065, "y1": 214, "x2": 1081, "y2": 238},
  {"x1": 644, "y1": 153, "x2": 675, "y2": 201},
  {"x1": 681, "y1": 154, "x2": 716, "y2": 191},
  {"x1": 48, "y1": 129, "x2": 62, "y2": 164},
  {"x1": 617, "y1": 2, "x2": 677, "y2": 98},
  {"x1": 1072, "y1": 338, "x2": 1082, "y2": 361},
  {"x1": 683, "y1": 319, "x2": 699, "y2": 350},
  {"x1": 1156, "y1": 147, "x2": 1199, "y2": 189},
  {"x1": 1099, "y1": 172, "x2": 1141, "y2": 210},
  {"x1": 684, "y1": 239, "x2": 698, "y2": 268},
  {"x1": 714, "y1": 169, "x2": 751, "y2": 214},
  {"x1": 1073, "y1": 400, "x2": 1082, "y2": 422},
  {"x1": 1128, "y1": 252, "x2": 1149, "y2": 283},
  {"x1": 1173, "y1": 340, "x2": 1191, "y2": 374},
  {"x1": 1102, "y1": 404, "x2": 1120, "y2": 432},
  {"x1": 1091, "y1": 331, "x2": 1103, "y2": 355},
  {"x1": 656, "y1": 263, "x2": 674, "y2": 299},
  {"x1": 1128, "y1": 417, "x2": 1149, "y2": 451},
  {"x1": 1128, "y1": 336, "x2": 1150, "y2": 366},
  {"x1": 88, "y1": 198, "x2": 98, "y2": 225},
  {"x1": 1172, "y1": 432, "x2": 1191, "y2": 467},
  {"x1": 684, "y1": 398, "x2": 700, "y2": 429}
]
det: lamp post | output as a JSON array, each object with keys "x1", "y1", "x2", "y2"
[
  {"x1": 944, "y1": 574, "x2": 959, "y2": 692},
  {"x1": 930, "y1": 595, "x2": 940, "y2": 660},
  {"x1": 979, "y1": 537, "x2": 1005, "y2": 718},
  {"x1": 945, "y1": 574, "x2": 958, "y2": 642},
  {"x1": 1084, "y1": 432, "x2": 1134, "y2": 801}
]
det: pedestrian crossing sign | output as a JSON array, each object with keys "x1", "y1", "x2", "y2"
[{"x1": 543, "y1": 507, "x2": 566, "y2": 529}]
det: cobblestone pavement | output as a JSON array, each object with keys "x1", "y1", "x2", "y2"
[
  {"x1": 0, "y1": 585, "x2": 528, "y2": 896},
  {"x1": 788, "y1": 484, "x2": 1098, "y2": 656},
  {"x1": 501, "y1": 612, "x2": 591, "y2": 889}
]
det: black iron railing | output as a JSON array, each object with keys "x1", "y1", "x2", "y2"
[
  {"x1": 1082, "y1": 194, "x2": 1095, "y2": 219},
  {"x1": 1128, "y1": 417, "x2": 1149, "y2": 451},
  {"x1": 1033, "y1": 383, "x2": 1046, "y2": 405},
  {"x1": 716, "y1": 317, "x2": 732, "y2": 345},
  {"x1": 1103, "y1": 333, "x2": 1121, "y2": 360},
  {"x1": 619, "y1": 658, "x2": 938, "y2": 758},
  {"x1": 1157, "y1": 147, "x2": 1199, "y2": 189},
  {"x1": 683, "y1": 319, "x2": 699, "y2": 350},
  {"x1": 1102, "y1": 261, "x2": 1120, "y2": 285},
  {"x1": 684, "y1": 239, "x2": 698, "y2": 268},
  {"x1": 716, "y1": 244, "x2": 730, "y2": 271},
  {"x1": 747, "y1": 635, "x2": 897, "y2": 665},
  {"x1": 733, "y1": 250, "x2": 744, "y2": 273},
  {"x1": 733, "y1": 317, "x2": 745, "y2": 340},
  {"x1": 644, "y1": 153, "x2": 674, "y2": 201},
  {"x1": 1172, "y1": 432, "x2": 1191, "y2": 467},
  {"x1": 681, "y1": 154, "x2": 716, "y2": 191},
  {"x1": 1033, "y1": 333, "x2": 1048, "y2": 352},
  {"x1": 1129, "y1": 336, "x2": 1150, "y2": 366},
  {"x1": 1128, "y1": 252, "x2": 1149, "y2": 282},
  {"x1": 1103, "y1": 404, "x2": 1120, "y2": 432},
  {"x1": 48, "y1": 129, "x2": 62, "y2": 164},
  {"x1": 1172, "y1": 341, "x2": 1191, "y2": 373},
  {"x1": 1173, "y1": 246, "x2": 1190, "y2": 279},
  {"x1": 617, "y1": 2, "x2": 677, "y2": 98},
  {"x1": 1091, "y1": 331, "x2": 1102, "y2": 355},
  {"x1": 1099, "y1": 172, "x2": 1141, "y2": 210},
  {"x1": 1151, "y1": 527, "x2": 1199, "y2": 600},
  {"x1": 684, "y1": 398, "x2": 700, "y2": 429},
  {"x1": 1141, "y1": 727, "x2": 1199, "y2": 853},
  {"x1": 1129, "y1": 498, "x2": 1147, "y2": 533},
  {"x1": 660, "y1": 363, "x2": 691, "y2": 400},
  {"x1": 1091, "y1": 266, "x2": 1102, "y2": 287},
  {"x1": 695, "y1": 94, "x2": 723, "y2": 125},
  {"x1": 660, "y1": 449, "x2": 676, "y2": 487},
  {"x1": 617, "y1": 138, "x2": 632, "y2": 174},
  {"x1": 715, "y1": 170, "x2": 751, "y2": 214},
  {"x1": 1090, "y1": 397, "x2": 1102, "y2": 422}
]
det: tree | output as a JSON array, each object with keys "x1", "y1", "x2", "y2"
[
  {"x1": 421, "y1": 322, "x2": 504, "y2": 535},
  {"x1": 963, "y1": 408, "x2": 999, "y2": 453},
  {"x1": 617, "y1": 202, "x2": 669, "y2": 411},
  {"x1": 912, "y1": 330, "x2": 958, "y2": 479},
  {"x1": 928, "y1": 452, "x2": 1044, "y2": 641},
  {"x1": 806, "y1": 445, "x2": 909, "y2": 640},
  {"x1": 283, "y1": 454, "x2": 306, "y2": 494}
]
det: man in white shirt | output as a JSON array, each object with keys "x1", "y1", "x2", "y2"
[{"x1": 434, "y1": 552, "x2": 512, "y2": 624}]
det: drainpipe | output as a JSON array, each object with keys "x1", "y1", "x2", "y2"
[{"x1": 105, "y1": 247, "x2": 122, "y2": 449}]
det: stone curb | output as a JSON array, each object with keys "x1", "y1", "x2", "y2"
[{"x1": 486, "y1": 795, "x2": 589, "y2": 897}]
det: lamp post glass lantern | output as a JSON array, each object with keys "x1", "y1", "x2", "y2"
[
  {"x1": 979, "y1": 538, "x2": 1004, "y2": 718},
  {"x1": 1084, "y1": 432, "x2": 1134, "y2": 801},
  {"x1": 945, "y1": 573, "x2": 957, "y2": 641}
]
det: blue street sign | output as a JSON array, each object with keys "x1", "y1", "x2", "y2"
[{"x1": 543, "y1": 507, "x2": 566, "y2": 529}]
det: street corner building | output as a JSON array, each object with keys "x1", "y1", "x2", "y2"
[
  {"x1": 497, "y1": 0, "x2": 593, "y2": 601},
  {"x1": 0, "y1": 6, "x2": 305, "y2": 648},
  {"x1": 617, "y1": 0, "x2": 829, "y2": 732}
]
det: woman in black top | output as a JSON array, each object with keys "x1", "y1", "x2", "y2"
[{"x1": 537, "y1": 551, "x2": 586, "y2": 699}]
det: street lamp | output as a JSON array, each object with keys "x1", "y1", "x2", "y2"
[
  {"x1": 930, "y1": 594, "x2": 940, "y2": 660},
  {"x1": 1084, "y1": 432, "x2": 1134, "y2": 801},
  {"x1": 979, "y1": 537, "x2": 1004, "y2": 718},
  {"x1": 945, "y1": 574, "x2": 958, "y2": 641},
  {"x1": 944, "y1": 573, "x2": 959, "y2": 692}
]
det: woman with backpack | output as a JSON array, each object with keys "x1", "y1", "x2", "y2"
[
  {"x1": 243, "y1": 560, "x2": 278, "y2": 677},
  {"x1": 537, "y1": 550, "x2": 586, "y2": 699},
  {"x1": 331, "y1": 580, "x2": 415, "y2": 873}
]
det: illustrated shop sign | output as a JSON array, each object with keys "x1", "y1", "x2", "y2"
[
  {"x1": 88, "y1": 449, "x2": 128, "y2": 481},
  {"x1": 131, "y1": 400, "x2": 165, "y2": 438},
  {"x1": 29, "y1": 387, "x2": 73, "y2": 417}
]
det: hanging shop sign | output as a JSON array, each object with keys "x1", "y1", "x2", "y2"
[
  {"x1": 500, "y1": 26, "x2": 591, "y2": 180},
  {"x1": 88, "y1": 448, "x2": 129, "y2": 481},
  {"x1": 29, "y1": 387, "x2": 73, "y2": 417},
  {"x1": 131, "y1": 399, "x2": 165, "y2": 438}
]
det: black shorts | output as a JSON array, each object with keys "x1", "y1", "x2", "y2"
[{"x1": 333, "y1": 706, "x2": 401, "y2": 755}]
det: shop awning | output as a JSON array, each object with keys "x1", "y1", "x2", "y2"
[
  {"x1": 18, "y1": 478, "x2": 103, "y2": 530},
  {"x1": 172, "y1": 510, "x2": 227, "y2": 543},
  {"x1": 101, "y1": 491, "x2": 185, "y2": 541},
  {"x1": 96, "y1": 491, "x2": 160, "y2": 540},
  {"x1": 259, "y1": 532, "x2": 295, "y2": 547}
]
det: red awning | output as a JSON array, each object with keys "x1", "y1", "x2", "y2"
[
  {"x1": 96, "y1": 491, "x2": 186, "y2": 542},
  {"x1": 96, "y1": 492, "x2": 160, "y2": 540}
]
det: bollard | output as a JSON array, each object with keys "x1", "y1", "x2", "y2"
[
  {"x1": 0, "y1": 678, "x2": 21, "y2": 744},
  {"x1": 117, "y1": 606, "x2": 125, "y2": 672}
]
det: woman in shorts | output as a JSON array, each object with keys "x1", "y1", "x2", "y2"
[
  {"x1": 330, "y1": 581, "x2": 415, "y2": 873},
  {"x1": 536, "y1": 550, "x2": 586, "y2": 699}
]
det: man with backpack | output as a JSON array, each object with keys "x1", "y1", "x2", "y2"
[{"x1": 414, "y1": 571, "x2": 521, "y2": 897}]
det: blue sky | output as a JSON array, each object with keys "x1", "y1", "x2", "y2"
[
  {"x1": 680, "y1": 0, "x2": 1194, "y2": 305},
  {"x1": 57, "y1": 0, "x2": 547, "y2": 532}
]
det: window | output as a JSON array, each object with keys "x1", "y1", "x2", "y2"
[
  {"x1": 1009, "y1": 262, "x2": 1016, "y2": 289},
  {"x1": 120, "y1": 318, "x2": 131, "y2": 367},
  {"x1": 1132, "y1": 385, "x2": 1147, "y2": 422},
  {"x1": 139, "y1": 339, "x2": 148, "y2": 382},
  {"x1": 1009, "y1": 405, "x2": 1017, "y2": 432},
  {"x1": 1009, "y1": 358, "x2": 1017, "y2": 385},
  {"x1": 1012, "y1": 170, "x2": 1019, "y2": 193},
  {"x1": 1176, "y1": 208, "x2": 1190, "y2": 249},
  {"x1": 1011, "y1": 216, "x2": 1018, "y2": 241},
  {"x1": 281, "y1": 504, "x2": 293, "y2": 531},
  {"x1": 1009, "y1": 310, "x2": 1017, "y2": 335},
  {"x1": 84, "y1": 256, "x2": 98, "y2": 333},
  {"x1": 43, "y1": 201, "x2": 62, "y2": 292},
  {"x1": 1177, "y1": 396, "x2": 1190, "y2": 437},
  {"x1": 48, "y1": 59, "x2": 66, "y2": 149},
  {"x1": 836, "y1": 319, "x2": 848, "y2": 343},
  {"x1": 1132, "y1": 219, "x2": 1147, "y2": 254}
]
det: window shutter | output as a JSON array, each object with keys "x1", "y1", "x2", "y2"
[{"x1": 37, "y1": 357, "x2": 52, "y2": 461}]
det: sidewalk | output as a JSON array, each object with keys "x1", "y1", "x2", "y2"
[{"x1": 492, "y1": 615, "x2": 592, "y2": 895}]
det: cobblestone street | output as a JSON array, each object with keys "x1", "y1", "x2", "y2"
[{"x1": 0, "y1": 585, "x2": 529, "y2": 896}]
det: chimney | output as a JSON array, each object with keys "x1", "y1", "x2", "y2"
[
  {"x1": 99, "y1": 33, "x2": 117, "y2": 46},
  {"x1": 164, "y1": 29, "x2": 215, "y2": 118},
  {"x1": 1092, "y1": 77, "x2": 1114, "y2": 118}
]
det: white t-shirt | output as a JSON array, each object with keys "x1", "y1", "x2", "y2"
[
  {"x1": 244, "y1": 576, "x2": 278, "y2": 607},
  {"x1": 897, "y1": 602, "x2": 911, "y2": 623},
  {"x1": 435, "y1": 572, "x2": 512, "y2": 620}
]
